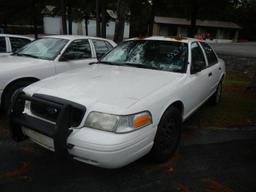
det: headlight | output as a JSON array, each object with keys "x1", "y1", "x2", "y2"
[{"x1": 84, "y1": 111, "x2": 152, "y2": 133}]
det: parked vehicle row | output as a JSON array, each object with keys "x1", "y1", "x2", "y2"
[
  {"x1": 0, "y1": 35, "x2": 116, "y2": 112},
  {"x1": 3, "y1": 35, "x2": 225, "y2": 168}
]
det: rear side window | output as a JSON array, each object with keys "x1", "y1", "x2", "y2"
[
  {"x1": 0, "y1": 37, "x2": 6, "y2": 53},
  {"x1": 10, "y1": 37, "x2": 31, "y2": 52},
  {"x1": 200, "y1": 42, "x2": 218, "y2": 66},
  {"x1": 92, "y1": 40, "x2": 113, "y2": 58},
  {"x1": 62, "y1": 39, "x2": 92, "y2": 60}
]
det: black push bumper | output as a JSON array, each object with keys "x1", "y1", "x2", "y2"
[{"x1": 9, "y1": 90, "x2": 86, "y2": 158}]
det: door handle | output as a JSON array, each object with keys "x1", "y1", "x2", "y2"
[
  {"x1": 219, "y1": 67, "x2": 221, "y2": 70},
  {"x1": 208, "y1": 72, "x2": 212, "y2": 77}
]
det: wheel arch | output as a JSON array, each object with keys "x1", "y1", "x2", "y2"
[
  {"x1": 1, "y1": 77, "x2": 39, "y2": 105},
  {"x1": 159, "y1": 100, "x2": 185, "y2": 122}
]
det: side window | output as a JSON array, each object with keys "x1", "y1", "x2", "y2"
[
  {"x1": 200, "y1": 42, "x2": 218, "y2": 66},
  {"x1": 9, "y1": 37, "x2": 31, "y2": 52},
  {"x1": 191, "y1": 42, "x2": 206, "y2": 72},
  {"x1": 92, "y1": 40, "x2": 113, "y2": 58},
  {"x1": 62, "y1": 39, "x2": 92, "y2": 60},
  {"x1": 0, "y1": 37, "x2": 6, "y2": 53}
]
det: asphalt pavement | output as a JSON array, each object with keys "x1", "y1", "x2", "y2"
[
  {"x1": 210, "y1": 42, "x2": 256, "y2": 57},
  {"x1": 1, "y1": 119, "x2": 256, "y2": 192}
]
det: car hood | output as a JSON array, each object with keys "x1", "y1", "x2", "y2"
[
  {"x1": 25, "y1": 64, "x2": 185, "y2": 111},
  {"x1": 0, "y1": 55, "x2": 46, "y2": 71}
]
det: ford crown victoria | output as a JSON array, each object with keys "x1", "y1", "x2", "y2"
[
  {"x1": 9, "y1": 36, "x2": 225, "y2": 168},
  {"x1": 0, "y1": 35, "x2": 116, "y2": 111}
]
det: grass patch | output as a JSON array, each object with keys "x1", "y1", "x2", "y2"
[{"x1": 186, "y1": 72, "x2": 256, "y2": 128}]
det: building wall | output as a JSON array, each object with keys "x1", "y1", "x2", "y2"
[
  {"x1": 43, "y1": 16, "x2": 130, "y2": 40},
  {"x1": 153, "y1": 23, "x2": 239, "y2": 42}
]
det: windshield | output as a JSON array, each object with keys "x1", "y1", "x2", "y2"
[
  {"x1": 100, "y1": 40, "x2": 188, "y2": 73},
  {"x1": 15, "y1": 38, "x2": 68, "y2": 60}
]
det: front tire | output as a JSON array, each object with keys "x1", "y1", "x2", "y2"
[{"x1": 150, "y1": 107, "x2": 182, "y2": 163}]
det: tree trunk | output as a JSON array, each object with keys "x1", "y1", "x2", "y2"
[
  {"x1": 60, "y1": 0, "x2": 67, "y2": 34},
  {"x1": 189, "y1": 0, "x2": 198, "y2": 38},
  {"x1": 101, "y1": 0, "x2": 106, "y2": 38},
  {"x1": 148, "y1": 0, "x2": 156, "y2": 36},
  {"x1": 84, "y1": 16, "x2": 88, "y2": 36},
  {"x1": 96, "y1": 0, "x2": 101, "y2": 37},
  {"x1": 32, "y1": 0, "x2": 38, "y2": 39},
  {"x1": 67, "y1": 3, "x2": 72, "y2": 35},
  {"x1": 114, "y1": 0, "x2": 128, "y2": 43}
]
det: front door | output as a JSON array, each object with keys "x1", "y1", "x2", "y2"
[{"x1": 56, "y1": 39, "x2": 97, "y2": 73}]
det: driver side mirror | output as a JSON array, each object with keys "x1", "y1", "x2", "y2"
[{"x1": 191, "y1": 60, "x2": 205, "y2": 74}]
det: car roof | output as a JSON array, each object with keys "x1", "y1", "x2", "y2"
[
  {"x1": 126, "y1": 36, "x2": 201, "y2": 43},
  {"x1": 0, "y1": 34, "x2": 34, "y2": 40},
  {"x1": 43, "y1": 35, "x2": 114, "y2": 42}
]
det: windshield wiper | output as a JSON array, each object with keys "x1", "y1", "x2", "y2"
[
  {"x1": 89, "y1": 61, "x2": 122, "y2": 66},
  {"x1": 121, "y1": 63, "x2": 159, "y2": 70},
  {"x1": 12, "y1": 53, "x2": 40, "y2": 59},
  {"x1": 90, "y1": 61, "x2": 159, "y2": 70}
]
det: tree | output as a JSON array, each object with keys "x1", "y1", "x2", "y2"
[
  {"x1": 59, "y1": 0, "x2": 67, "y2": 34},
  {"x1": 113, "y1": 0, "x2": 130, "y2": 42},
  {"x1": 129, "y1": 0, "x2": 151, "y2": 37}
]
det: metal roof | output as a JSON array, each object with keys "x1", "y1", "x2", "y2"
[{"x1": 154, "y1": 16, "x2": 241, "y2": 29}]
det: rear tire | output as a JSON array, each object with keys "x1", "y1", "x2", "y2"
[
  {"x1": 210, "y1": 80, "x2": 223, "y2": 105},
  {"x1": 2, "y1": 81, "x2": 34, "y2": 113},
  {"x1": 150, "y1": 107, "x2": 182, "y2": 163}
]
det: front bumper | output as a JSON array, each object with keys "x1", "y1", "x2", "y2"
[{"x1": 9, "y1": 91, "x2": 155, "y2": 168}]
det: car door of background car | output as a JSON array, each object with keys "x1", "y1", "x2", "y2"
[
  {"x1": 9, "y1": 37, "x2": 32, "y2": 53},
  {"x1": 0, "y1": 36, "x2": 9, "y2": 55},
  {"x1": 183, "y1": 42, "x2": 212, "y2": 116},
  {"x1": 200, "y1": 42, "x2": 221, "y2": 95},
  {"x1": 55, "y1": 39, "x2": 97, "y2": 73}
]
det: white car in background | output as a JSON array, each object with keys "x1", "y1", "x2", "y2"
[
  {"x1": 9, "y1": 36, "x2": 225, "y2": 168},
  {"x1": 0, "y1": 35, "x2": 116, "y2": 111},
  {"x1": 0, "y1": 34, "x2": 33, "y2": 56}
]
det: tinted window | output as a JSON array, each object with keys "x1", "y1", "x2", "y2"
[
  {"x1": 191, "y1": 42, "x2": 206, "y2": 70},
  {"x1": 200, "y1": 42, "x2": 218, "y2": 66},
  {"x1": 10, "y1": 37, "x2": 31, "y2": 52},
  {"x1": 92, "y1": 40, "x2": 113, "y2": 58},
  {"x1": 63, "y1": 39, "x2": 92, "y2": 60},
  {"x1": 0, "y1": 37, "x2": 6, "y2": 53},
  {"x1": 101, "y1": 40, "x2": 188, "y2": 73}
]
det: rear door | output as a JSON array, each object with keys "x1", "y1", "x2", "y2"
[
  {"x1": 56, "y1": 39, "x2": 97, "y2": 73},
  {"x1": 0, "y1": 36, "x2": 8, "y2": 55},
  {"x1": 199, "y1": 42, "x2": 220, "y2": 95},
  {"x1": 9, "y1": 37, "x2": 32, "y2": 52}
]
